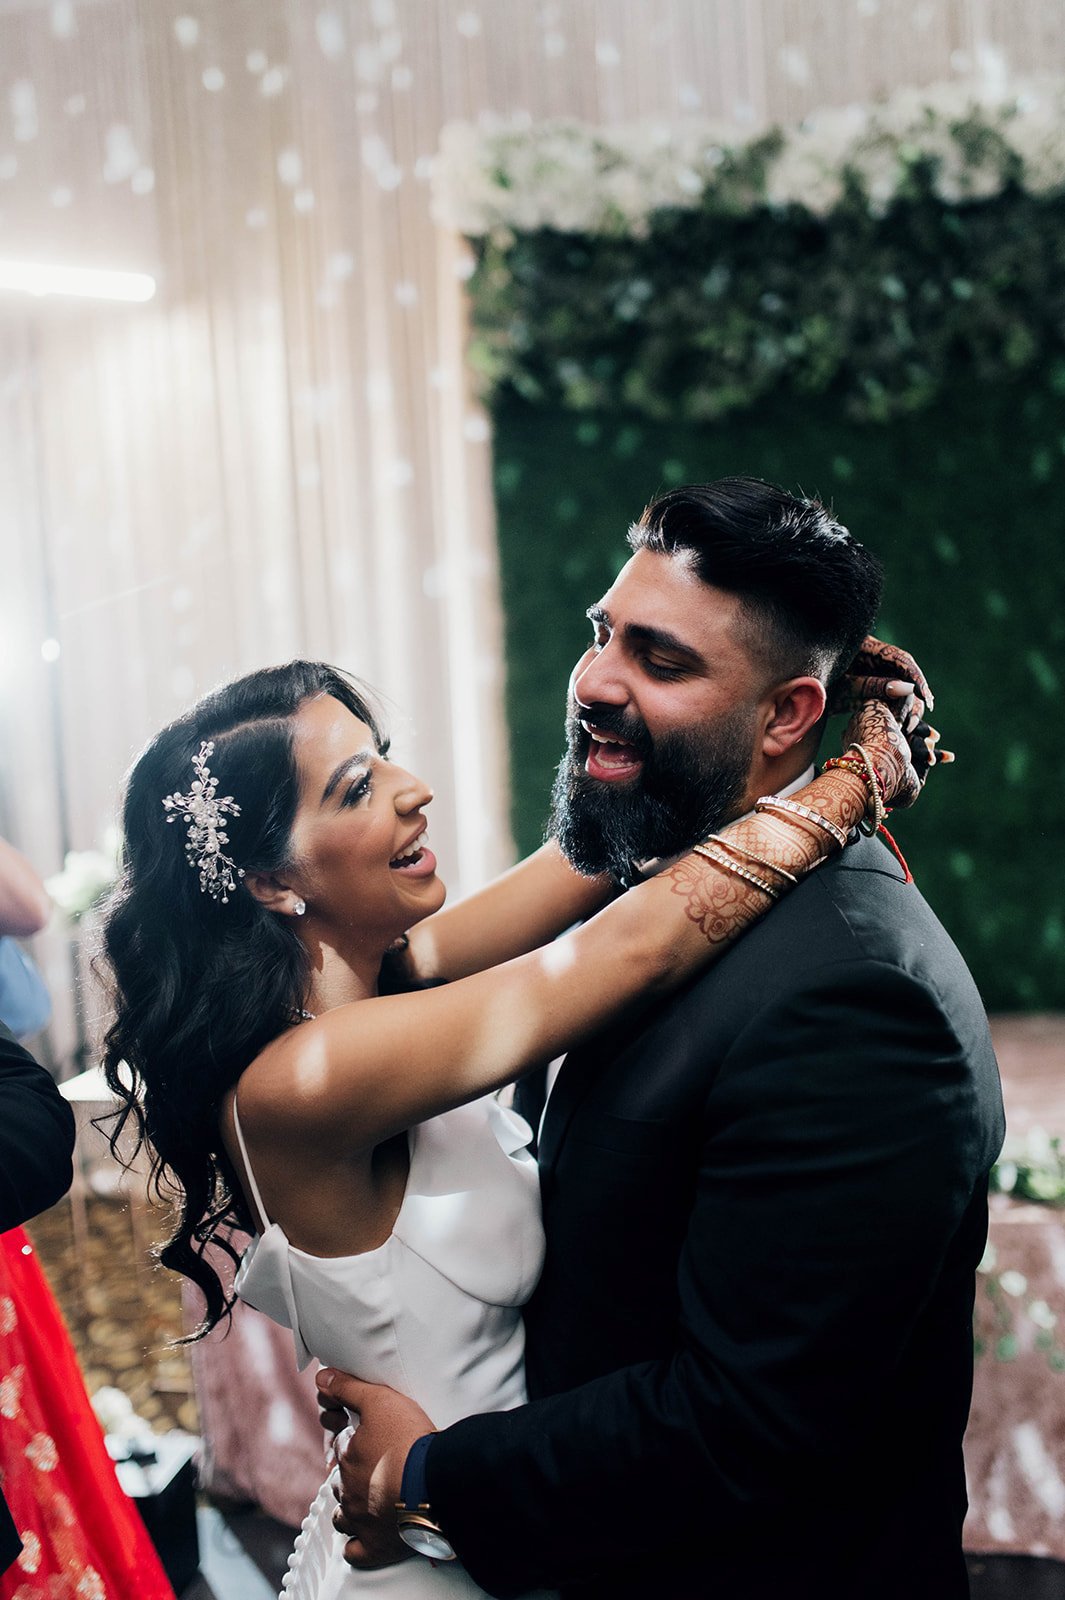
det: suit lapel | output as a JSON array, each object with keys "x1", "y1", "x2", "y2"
[{"x1": 538, "y1": 1019, "x2": 627, "y2": 1173}]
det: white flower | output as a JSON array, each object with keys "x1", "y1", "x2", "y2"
[
  {"x1": 999, "y1": 1270, "x2": 1028, "y2": 1298},
  {"x1": 45, "y1": 838, "x2": 120, "y2": 923},
  {"x1": 432, "y1": 74, "x2": 1065, "y2": 237},
  {"x1": 765, "y1": 136, "x2": 845, "y2": 216},
  {"x1": 1007, "y1": 96, "x2": 1065, "y2": 194},
  {"x1": 995, "y1": 1160, "x2": 1018, "y2": 1193},
  {"x1": 977, "y1": 1241, "x2": 998, "y2": 1275},
  {"x1": 1024, "y1": 1125, "x2": 1056, "y2": 1165},
  {"x1": 89, "y1": 1385, "x2": 135, "y2": 1433},
  {"x1": 1028, "y1": 1300, "x2": 1058, "y2": 1330}
]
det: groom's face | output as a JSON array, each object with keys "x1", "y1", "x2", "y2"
[{"x1": 550, "y1": 548, "x2": 768, "y2": 879}]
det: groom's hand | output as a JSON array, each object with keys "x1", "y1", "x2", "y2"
[{"x1": 316, "y1": 1369, "x2": 435, "y2": 1571}]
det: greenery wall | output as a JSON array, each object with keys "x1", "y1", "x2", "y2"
[
  {"x1": 454, "y1": 108, "x2": 1065, "y2": 1012},
  {"x1": 492, "y1": 384, "x2": 1064, "y2": 1012}
]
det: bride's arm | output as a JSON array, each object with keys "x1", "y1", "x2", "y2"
[
  {"x1": 404, "y1": 842, "x2": 614, "y2": 985},
  {"x1": 243, "y1": 703, "x2": 929, "y2": 1153},
  {"x1": 402, "y1": 634, "x2": 932, "y2": 986}
]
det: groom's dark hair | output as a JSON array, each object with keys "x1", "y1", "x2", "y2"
[{"x1": 628, "y1": 477, "x2": 883, "y2": 690}]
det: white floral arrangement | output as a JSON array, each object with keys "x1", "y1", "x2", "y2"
[
  {"x1": 433, "y1": 75, "x2": 1065, "y2": 236},
  {"x1": 45, "y1": 827, "x2": 121, "y2": 926}
]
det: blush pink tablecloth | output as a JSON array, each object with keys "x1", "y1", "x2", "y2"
[{"x1": 964, "y1": 1196, "x2": 1065, "y2": 1559}]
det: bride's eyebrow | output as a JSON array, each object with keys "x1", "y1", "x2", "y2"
[{"x1": 320, "y1": 748, "x2": 375, "y2": 805}]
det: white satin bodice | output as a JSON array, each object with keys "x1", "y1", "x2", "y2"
[{"x1": 234, "y1": 1095, "x2": 545, "y2": 1437}]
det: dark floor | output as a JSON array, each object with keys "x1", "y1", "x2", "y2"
[
  {"x1": 968, "y1": 1554, "x2": 1065, "y2": 1600},
  {"x1": 180, "y1": 1503, "x2": 296, "y2": 1599},
  {"x1": 175, "y1": 1506, "x2": 1065, "y2": 1600}
]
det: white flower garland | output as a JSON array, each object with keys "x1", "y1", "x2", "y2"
[{"x1": 433, "y1": 75, "x2": 1065, "y2": 237}]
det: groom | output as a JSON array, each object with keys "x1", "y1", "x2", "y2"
[{"x1": 322, "y1": 479, "x2": 1004, "y2": 1599}]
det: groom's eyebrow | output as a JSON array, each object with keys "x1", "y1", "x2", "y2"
[
  {"x1": 321, "y1": 748, "x2": 376, "y2": 805},
  {"x1": 588, "y1": 605, "x2": 703, "y2": 666}
]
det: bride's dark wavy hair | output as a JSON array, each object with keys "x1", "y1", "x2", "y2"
[{"x1": 98, "y1": 660, "x2": 388, "y2": 1337}]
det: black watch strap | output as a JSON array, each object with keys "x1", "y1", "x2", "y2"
[{"x1": 399, "y1": 1434, "x2": 434, "y2": 1511}]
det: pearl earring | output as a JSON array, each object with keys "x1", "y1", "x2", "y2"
[{"x1": 293, "y1": 899, "x2": 306, "y2": 917}]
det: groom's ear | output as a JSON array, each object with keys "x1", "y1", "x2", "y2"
[{"x1": 760, "y1": 676, "x2": 827, "y2": 758}]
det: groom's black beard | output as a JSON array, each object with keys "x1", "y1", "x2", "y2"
[{"x1": 548, "y1": 701, "x2": 758, "y2": 882}]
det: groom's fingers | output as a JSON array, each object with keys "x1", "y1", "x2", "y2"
[
  {"x1": 317, "y1": 1369, "x2": 369, "y2": 1412},
  {"x1": 336, "y1": 1516, "x2": 410, "y2": 1571},
  {"x1": 342, "y1": 1537, "x2": 392, "y2": 1570},
  {"x1": 318, "y1": 1395, "x2": 349, "y2": 1437}
]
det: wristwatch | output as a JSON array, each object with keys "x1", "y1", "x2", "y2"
[{"x1": 395, "y1": 1435, "x2": 456, "y2": 1562}]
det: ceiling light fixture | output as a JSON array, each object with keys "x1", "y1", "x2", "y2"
[{"x1": 0, "y1": 259, "x2": 156, "y2": 303}]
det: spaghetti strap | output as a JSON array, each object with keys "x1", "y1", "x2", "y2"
[{"x1": 232, "y1": 1094, "x2": 272, "y2": 1232}]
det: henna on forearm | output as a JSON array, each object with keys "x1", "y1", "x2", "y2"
[
  {"x1": 658, "y1": 766, "x2": 876, "y2": 948},
  {"x1": 662, "y1": 854, "x2": 769, "y2": 946}
]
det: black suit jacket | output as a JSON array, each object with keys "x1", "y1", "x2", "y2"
[
  {"x1": 427, "y1": 834, "x2": 1005, "y2": 1599},
  {"x1": 0, "y1": 1023, "x2": 76, "y2": 1571}
]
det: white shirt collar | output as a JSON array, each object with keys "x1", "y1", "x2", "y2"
[{"x1": 740, "y1": 762, "x2": 816, "y2": 820}]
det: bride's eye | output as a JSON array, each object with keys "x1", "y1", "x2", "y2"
[{"x1": 343, "y1": 772, "x2": 372, "y2": 807}]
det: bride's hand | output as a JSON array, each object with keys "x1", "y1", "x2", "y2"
[
  {"x1": 833, "y1": 638, "x2": 953, "y2": 810},
  {"x1": 830, "y1": 634, "x2": 932, "y2": 732},
  {"x1": 841, "y1": 700, "x2": 940, "y2": 810}
]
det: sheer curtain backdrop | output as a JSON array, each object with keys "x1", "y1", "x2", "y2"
[{"x1": 0, "y1": 0, "x2": 1060, "y2": 1070}]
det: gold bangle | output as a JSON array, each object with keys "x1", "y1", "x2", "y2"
[
  {"x1": 754, "y1": 796, "x2": 849, "y2": 851},
  {"x1": 847, "y1": 743, "x2": 887, "y2": 836},
  {"x1": 705, "y1": 833, "x2": 798, "y2": 886},
  {"x1": 692, "y1": 841, "x2": 780, "y2": 901}
]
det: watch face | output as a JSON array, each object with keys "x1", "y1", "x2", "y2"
[{"x1": 398, "y1": 1524, "x2": 457, "y2": 1562}]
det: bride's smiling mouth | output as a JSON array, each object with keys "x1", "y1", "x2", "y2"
[{"x1": 388, "y1": 829, "x2": 438, "y2": 877}]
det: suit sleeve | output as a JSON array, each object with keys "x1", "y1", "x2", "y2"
[
  {"x1": 426, "y1": 959, "x2": 992, "y2": 1597},
  {"x1": 0, "y1": 1024, "x2": 75, "y2": 1229}
]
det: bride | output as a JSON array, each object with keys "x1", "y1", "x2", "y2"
[{"x1": 99, "y1": 652, "x2": 936, "y2": 1599}]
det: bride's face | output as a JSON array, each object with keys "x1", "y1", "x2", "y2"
[{"x1": 285, "y1": 695, "x2": 445, "y2": 943}]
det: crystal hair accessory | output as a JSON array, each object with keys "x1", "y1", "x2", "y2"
[{"x1": 161, "y1": 741, "x2": 245, "y2": 903}]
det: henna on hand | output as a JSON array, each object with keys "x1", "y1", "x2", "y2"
[
  {"x1": 847, "y1": 636, "x2": 934, "y2": 711},
  {"x1": 844, "y1": 700, "x2": 925, "y2": 809}
]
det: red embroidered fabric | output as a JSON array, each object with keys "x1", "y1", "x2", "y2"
[{"x1": 0, "y1": 1228, "x2": 175, "y2": 1600}]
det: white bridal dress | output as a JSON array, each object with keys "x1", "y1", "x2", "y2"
[{"x1": 233, "y1": 1093, "x2": 556, "y2": 1600}]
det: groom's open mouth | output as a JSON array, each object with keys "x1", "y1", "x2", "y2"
[{"x1": 581, "y1": 722, "x2": 645, "y2": 784}]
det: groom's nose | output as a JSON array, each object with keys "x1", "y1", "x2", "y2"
[{"x1": 572, "y1": 644, "x2": 629, "y2": 711}]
